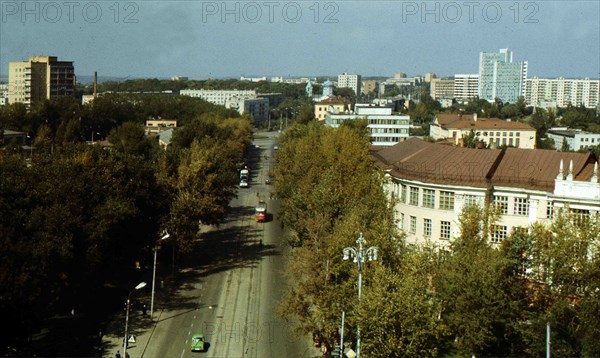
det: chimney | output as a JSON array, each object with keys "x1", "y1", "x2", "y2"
[{"x1": 93, "y1": 71, "x2": 97, "y2": 99}]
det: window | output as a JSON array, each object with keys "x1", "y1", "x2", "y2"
[
  {"x1": 464, "y1": 195, "x2": 480, "y2": 207},
  {"x1": 491, "y1": 225, "x2": 507, "y2": 244},
  {"x1": 546, "y1": 201, "x2": 554, "y2": 219},
  {"x1": 410, "y1": 187, "x2": 419, "y2": 206},
  {"x1": 400, "y1": 184, "x2": 406, "y2": 203},
  {"x1": 440, "y1": 221, "x2": 451, "y2": 239},
  {"x1": 409, "y1": 216, "x2": 416, "y2": 234},
  {"x1": 570, "y1": 208, "x2": 590, "y2": 226},
  {"x1": 424, "y1": 218, "x2": 432, "y2": 237},
  {"x1": 494, "y1": 195, "x2": 508, "y2": 214},
  {"x1": 400, "y1": 213, "x2": 405, "y2": 230},
  {"x1": 423, "y1": 189, "x2": 435, "y2": 208},
  {"x1": 439, "y1": 191, "x2": 454, "y2": 210},
  {"x1": 514, "y1": 197, "x2": 529, "y2": 216}
]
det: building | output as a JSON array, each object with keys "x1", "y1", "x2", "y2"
[
  {"x1": 371, "y1": 137, "x2": 600, "y2": 249},
  {"x1": 454, "y1": 74, "x2": 479, "y2": 101},
  {"x1": 145, "y1": 120, "x2": 177, "y2": 134},
  {"x1": 0, "y1": 83, "x2": 8, "y2": 105},
  {"x1": 430, "y1": 113, "x2": 536, "y2": 149},
  {"x1": 158, "y1": 128, "x2": 174, "y2": 149},
  {"x1": 314, "y1": 97, "x2": 352, "y2": 121},
  {"x1": 547, "y1": 127, "x2": 600, "y2": 151},
  {"x1": 524, "y1": 77, "x2": 600, "y2": 109},
  {"x1": 379, "y1": 76, "x2": 422, "y2": 95},
  {"x1": 322, "y1": 80, "x2": 334, "y2": 98},
  {"x1": 240, "y1": 76, "x2": 267, "y2": 82},
  {"x1": 257, "y1": 93, "x2": 283, "y2": 107},
  {"x1": 430, "y1": 78, "x2": 455, "y2": 101},
  {"x1": 423, "y1": 73, "x2": 437, "y2": 82},
  {"x1": 180, "y1": 89, "x2": 256, "y2": 106},
  {"x1": 8, "y1": 56, "x2": 75, "y2": 107},
  {"x1": 171, "y1": 76, "x2": 188, "y2": 81},
  {"x1": 478, "y1": 49, "x2": 527, "y2": 104},
  {"x1": 337, "y1": 72, "x2": 362, "y2": 96},
  {"x1": 362, "y1": 80, "x2": 378, "y2": 95},
  {"x1": 325, "y1": 104, "x2": 410, "y2": 146},
  {"x1": 241, "y1": 97, "x2": 269, "y2": 121},
  {"x1": 270, "y1": 76, "x2": 314, "y2": 84}
]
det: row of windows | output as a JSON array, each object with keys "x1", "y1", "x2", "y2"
[
  {"x1": 368, "y1": 119, "x2": 409, "y2": 125},
  {"x1": 370, "y1": 128, "x2": 408, "y2": 134},
  {"x1": 403, "y1": 214, "x2": 451, "y2": 239},
  {"x1": 493, "y1": 196, "x2": 529, "y2": 216}
]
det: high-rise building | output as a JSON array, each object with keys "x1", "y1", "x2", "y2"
[
  {"x1": 478, "y1": 49, "x2": 527, "y2": 104},
  {"x1": 337, "y1": 72, "x2": 362, "y2": 96},
  {"x1": 524, "y1": 77, "x2": 599, "y2": 109},
  {"x1": 430, "y1": 78, "x2": 455, "y2": 100},
  {"x1": 8, "y1": 56, "x2": 75, "y2": 107},
  {"x1": 454, "y1": 74, "x2": 479, "y2": 100}
]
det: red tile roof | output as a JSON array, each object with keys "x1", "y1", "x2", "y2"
[
  {"x1": 372, "y1": 138, "x2": 596, "y2": 192},
  {"x1": 435, "y1": 113, "x2": 534, "y2": 131}
]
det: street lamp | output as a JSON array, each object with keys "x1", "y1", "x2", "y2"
[
  {"x1": 342, "y1": 232, "x2": 377, "y2": 358},
  {"x1": 124, "y1": 282, "x2": 146, "y2": 357},
  {"x1": 150, "y1": 231, "x2": 170, "y2": 319}
]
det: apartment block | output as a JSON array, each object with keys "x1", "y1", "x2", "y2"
[
  {"x1": 337, "y1": 72, "x2": 362, "y2": 96},
  {"x1": 8, "y1": 56, "x2": 75, "y2": 107},
  {"x1": 478, "y1": 49, "x2": 527, "y2": 104},
  {"x1": 524, "y1": 77, "x2": 599, "y2": 109}
]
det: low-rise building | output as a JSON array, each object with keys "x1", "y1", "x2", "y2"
[
  {"x1": 547, "y1": 127, "x2": 600, "y2": 151},
  {"x1": 371, "y1": 138, "x2": 600, "y2": 249},
  {"x1": 430, "y1": 113, "x2": 536, "y2": 149},
  {"x1": 180, "y1": 89, "x2": 257, "y2": 106},
  {"x1": 314, "y1": 97, "x2": 352, "y2": 121},
  {"x1": 145, "y1": 120, "x2": 178, "y2": 134},
  {"x1": 325, "y1": 104, "x2": 410, "y2": 146}
]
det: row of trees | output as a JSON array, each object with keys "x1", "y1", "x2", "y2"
[
  {"x1": 273, "y1": 120, "x2": 600, "y2": 356},
  {"x1": 0, "y1": 97, "x2": 253, "y2": 353}
]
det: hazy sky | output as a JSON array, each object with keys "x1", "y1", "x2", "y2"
[{"x1": 1, "y1": 1, "x2": 599, "y2": 79}]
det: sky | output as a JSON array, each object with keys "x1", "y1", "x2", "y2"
[{"x1": 1, "y1": 0, "x2": 599, "y2": 80}]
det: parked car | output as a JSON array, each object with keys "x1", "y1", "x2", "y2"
[
  {"x1": 239, "y1": 178, "x2": 249, "y2": 188},
  {"x1": 265, "y1": 176, "x2": 271, "y2": 184}
]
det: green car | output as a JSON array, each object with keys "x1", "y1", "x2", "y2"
[{"x1": 191, "y1": 333, "x2": 205, "y2": 352}]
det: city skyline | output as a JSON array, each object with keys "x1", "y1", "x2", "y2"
[{"x1": 1, "y1": 1, "x2": 599, "y2": 80}]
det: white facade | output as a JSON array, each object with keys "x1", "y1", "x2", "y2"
[
  {"x1": 524, "y1": 77, "x2": 600, "y2": 109},
  {"x1": 180, "y1": 89, "x2": 257, "y2": 106},
  {"x1": 337, "y1": 72, "x2": 362, "y2": 96},
  {"x1": 430, "y1": 113, "x2": 536, "y2": 149},
  {"x1": 547, "y1": 127, "x2": 600, "y2": 151},
  {"x1": 454, "y1": 74, "x2": 479, "y2": 101},
  {"x1": 325, "y1": 104, "x2": 409, "y2": 146},
  {"x1": 374, "y1": 139, "x2": 600, "y2": 249},
  {"x1": 0, "y1": 83, "x2": 8, "y2": 105}
]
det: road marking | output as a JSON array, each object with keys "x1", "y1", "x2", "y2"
[{"x1": 180, "y1": 348, "x2": 185, "y2": 358}]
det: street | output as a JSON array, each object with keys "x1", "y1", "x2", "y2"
[{"x1": 103, "y1": 131, "x2": 316, "y2": 358}]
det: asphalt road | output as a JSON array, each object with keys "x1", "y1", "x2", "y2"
[{"x1": 140, "y1": 131, "x2": 315, "y2": 358}]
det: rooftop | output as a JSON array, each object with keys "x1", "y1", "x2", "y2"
[{"x1": 435, "y1": 113, "x2": 534, "y2": 131}]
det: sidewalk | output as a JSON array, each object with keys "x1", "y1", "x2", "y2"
[{"x1": 101, "y1": 276, "x2": 175, "y2": 358}]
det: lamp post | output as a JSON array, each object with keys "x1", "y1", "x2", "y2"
[
  {"x1": 124, "y1": 282, "x2": 146, "y2": 357},
  {"x1": 342, "y1": 232, "x2": 377, "y2": 358},
  {"x1": 150, "y1": 231, "x2": 170, "y2": 319}
]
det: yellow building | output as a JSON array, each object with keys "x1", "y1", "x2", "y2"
[
  {"x1": 314, "y1": 97, "x2": 353, "y2": 121},
  {"x1": 8, "y1": 56, "x2": 75, "y2": 107}
]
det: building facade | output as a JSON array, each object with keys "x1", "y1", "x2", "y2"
[
  {"x1": 430, "y1": 113, "x2": 536, "y2": 149},
  {"x1": 8, "y1": 56, "x2": 75, "y2": 107},
  {"x1": 372, "y1": 138, "x2": 600, "y2": 249},
  {"x1": 325, "y1": 104, "x2": 410, "y2": 146},
  {"x1": 478, "y1": 49, "x2": 527, "y2": 104},
  {"x1": 454, "y1": 74, "x2": 479, "y2": 101},
  {"x1": 0, "y1": 83, "x2": 8, "y2": 105},
  {"x1": 547, "y1": 127, "x2": 600, "y2": 151},
  {"x1": 524, "y1": 77, "x2": 600, "y2": 109},
  {"x1": 337, "y1": 72, "x2": 362, "y2": 96},
  {"x1": 180, "y1": 89, "x2": 257, "y2": 106},
  {"x1": 430, "y1": 78, "x2": 455, "y2": 100},
  {"x1": 362, "y1": 80, "x2": 378, "y2": 95},
  {"x1": 314, "y1": 97, "x2": 352, "y2": 120}
]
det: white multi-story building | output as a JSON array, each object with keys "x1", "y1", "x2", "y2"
[
  {"x1": 478, "y1": 49, "x2": 528, "y2": 104},
  {"x1": 325, "y1": 104, "x2": 410, "y2": 146},
  {"x1": 430, "y1": 78, "x2": 455, "y2": 101},
  {"x1": 454, "y1": 74, "x2": 479, "y2": 101},
  {"x1": 372, "y1": 138, "x2": 600, "y2": 249},
  {"x1": 337, "y1": 72, "x2": 362, "y2": 96},
  {"x1": 547, "y1": 127, "x2": 600, "y2": 151},
  {"x1": 430, "y1": 113, "x2": 536, "y2": 149},
  {"x1": 524, "y1": 77, "x2": 600, "y2": 109},
  {"x1": 180, "y1": 89, "x2": 257, "y2": 106},
  {"x1": 240, "y1": 76, "x2": 267, "y2": 82}
]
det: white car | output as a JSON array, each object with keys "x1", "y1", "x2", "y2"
[{"x1": 239, "y1": 179, "x2": 249, "y2": 188}]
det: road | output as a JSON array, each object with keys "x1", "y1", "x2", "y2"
[{"x1": 140, "y1": 131, "x2": 316, "y2": 358}]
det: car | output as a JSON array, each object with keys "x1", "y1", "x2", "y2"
[
  {"x1": 191, "y1": 333, "x2": 205, "y2": 352},
  {"x1": 273, "y1": 145, "x2": 279, "y2": 150},
  {"x1": 265, "y1": 176, "x2": 271, "y2": 184},
  {"x1": 239, "y1": 179, "x2": 249, "y2": 188}
]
